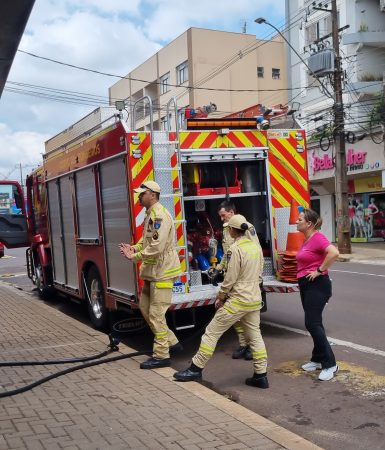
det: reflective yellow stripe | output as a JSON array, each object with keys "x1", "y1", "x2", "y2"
[
  {"x1": 234, "y1": 326, "x2": 244, "y2": 333},
  {"x1": 155, "y1": 281, "x2": 173, "y2": 289},
  {"x1": 223, "y1": 304, "x2": 237, "y2": 314},
  {"x1": 199, "y1": 344, "x2": 214, "y2": 355},
  {"x1": 230, "y1": 299, "x2": 262, "y2": 309},
  {"x1": 252, "y1": 351, "x2": 267, "y2": 359},
  {"x1": 155, "y1": 331, "x2": 168, "y2": 338},
  {"x1": 164, "y1": 266, "x2": 181, "y2": 275}
]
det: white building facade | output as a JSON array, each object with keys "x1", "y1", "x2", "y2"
[{"x1": 285, "y1": 0, "x2": 385, "y2": 242}]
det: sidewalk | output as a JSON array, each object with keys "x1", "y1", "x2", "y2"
[
  {"x1": 0, "y1": 282, "x2": 322, "y2": 450},
  {"x1": 337, "y1": 241, "x2": 385, "y2": 264}
]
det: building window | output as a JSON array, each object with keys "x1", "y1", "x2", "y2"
[
  {"x1": 176, "y1": 61, "x2": 188, "y2": 85},
  {"x1": 272, "y1": 68, "x2": 280, "y2": 79},
  {"x1": 160, "y1": 72, "x2": 170, "y2": 94},
  {"x1": 257, "y1": 67, "x2": 264, "y2": 78}
]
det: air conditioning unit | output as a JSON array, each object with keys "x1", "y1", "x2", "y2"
[
  {"x1": 381, "y1": 0, "x2": 385, "y2": 12},
  {"x1": 307, "y1": 49, "x2": 335, "y2": 77}
]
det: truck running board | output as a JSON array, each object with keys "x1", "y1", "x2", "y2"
[{"x1": 170, "y1": 307, "x2": 196, "y2": 331}]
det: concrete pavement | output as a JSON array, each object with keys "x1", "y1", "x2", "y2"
[
  {"x1": 337, "y1": 241, "x2": 385, "y2": 264},
  {"x1": 0, "y1": 282, "x2": 322, "y2": 450}
]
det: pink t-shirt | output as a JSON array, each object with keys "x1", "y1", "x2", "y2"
[{"x1": 296, "y1": 232, "x2": 330, "y2": 278}]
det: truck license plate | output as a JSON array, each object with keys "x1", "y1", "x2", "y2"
[{"x1": 172, "y1": 282, "x2": 186, "y2": 294}]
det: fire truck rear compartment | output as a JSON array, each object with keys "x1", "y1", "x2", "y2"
[{"x1": 180, "y1": 159, "x2": 273, "y2": 289}]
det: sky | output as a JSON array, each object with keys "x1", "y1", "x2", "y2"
[{"x1": 0, "y1": 0, "x2": 285, "y2": 182}]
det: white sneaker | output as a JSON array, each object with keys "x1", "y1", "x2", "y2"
[
  {"x1": 301, "y1": 361, "x2": 322, "y2": 372},
  {"x1": 318, "y1": 365, "x2": 339, "y2": 381}
]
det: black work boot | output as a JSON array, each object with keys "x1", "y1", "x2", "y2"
[
  {"x1": 170, "y1": 342, "x2": 184, "y2": 355},
  {"x1": 244, "y1": 346, "x2": 253, "y2": 360},
  {"x1": 140, "y1": 357, "x2": 171, "y2": 369},
  {"x1": 245, "y1": 372, "x2": 269, "y2": 389},
  {"x1": 232, "y1": 345, "x2": 248, "y2": 359},
  {"x1": 173, "y1": 363, "x2": 202, "y2": 382}
]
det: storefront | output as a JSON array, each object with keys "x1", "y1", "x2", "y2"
[{"x1": 307, "y1": 136, "x2": 385, "y2": 242}]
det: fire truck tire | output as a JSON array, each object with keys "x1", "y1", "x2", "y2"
[
  {"x1": 86, "y1": 267, "x2": 108, "y2": 330},
  {"x1": 0, "y1": 249, "x2": 4, "y2": 258},
  {"x1": 35, "y1": 264, "x2": 54, "y2": 300}
]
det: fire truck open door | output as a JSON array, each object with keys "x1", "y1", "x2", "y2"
[{"x1": 0, "y1": 181, "x2": 29, "y2": 248}]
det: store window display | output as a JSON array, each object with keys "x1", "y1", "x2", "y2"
[{"x1": 348, "y1": 194, "x2": 385, "y2": 241}]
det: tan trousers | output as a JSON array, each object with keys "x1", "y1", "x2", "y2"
[
  {"x1": 139, "y1": 280, "x2": 178, "y2": 359},
  {"x1": 193, "y1": 300, "x2": 267, "y2": 374},
  {"x1": 233, "y1": 321, "x2": 248, "y2": 347}
]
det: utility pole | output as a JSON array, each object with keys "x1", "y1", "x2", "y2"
[{"x1": 331, "y1": 0, "x2": 351, "y2": 254}]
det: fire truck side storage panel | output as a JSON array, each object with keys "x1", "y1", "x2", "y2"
[
  {"x1": 99, "y1": 157, "x2": 136, "y2": 296},
  {"x1": 47, "y1": 180, "x2": 66, "y2": 284},
  {"x1": 59, "y1": 176, "x2": 79, "y2": 290},
  {"x1": 75, "y1": 168, "x2": 99, "y2": 241}
]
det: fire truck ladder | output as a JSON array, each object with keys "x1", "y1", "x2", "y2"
[
  {"x1": 132, "y1": 96, "x2": 190, "y2": 283},
  {"x1": 154, "y1": 98, "x2": 195, "y2": 330}
]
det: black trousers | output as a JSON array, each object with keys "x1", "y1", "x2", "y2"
[{"x1": 299, "y1": 275, "x2": 336, "y2": 369}]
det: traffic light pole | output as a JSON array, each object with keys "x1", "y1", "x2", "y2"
[{"x1": 332, "y1": 0, "x2": 351, "y2": 254}]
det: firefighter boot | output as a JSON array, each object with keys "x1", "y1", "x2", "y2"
[
  {"x1": 170, "y1": 342, "x2": 184, "y2": 355},
  {"x1": 245, "y1": 372, "x2": 269, "y2": 389},
  {"x1": 232, "y1": 345, "x2": 248, "y2": 359},
  {"x1": 244, "y1": 346, "x2": 253, "y2": 361},
  {"x1": 173, "y1": 363, "x2": 202, "y2": 382},
  {"x1": 140, "y1": 357, "x2": 171, "y2": 369}
]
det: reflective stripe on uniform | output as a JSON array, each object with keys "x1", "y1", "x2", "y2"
[
  {"x1": 155, "y1": 281, "x2": 173, "y2": 289},
  {"x1": 155, "y1": 330, "x2": 168, "y2": 340},
  {"x1": 143, "y1": 257, "x2": 157, "y2": 265},
  {"x1": 198, "y1": 344, "x2": 215, "y2": 355},
  {"x1": 252, "y1": 350, "x2": 267, "y2": 359},
  {"x1": 234, "y1": 325, "x2": 244, "y2": 333},
  {"x1": 223, "y1": 304, "x2": 237, "y2": 314},
  {"x1": 164, "y1": 267, "x2": 181, "y2": 276},
  {"x1": 230, "y1": 299, "x2": 262, "y2": 309}
]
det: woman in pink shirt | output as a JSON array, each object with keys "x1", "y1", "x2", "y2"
[{"x1": 296, "y1": 208, "x2": 340, "y2": 381}]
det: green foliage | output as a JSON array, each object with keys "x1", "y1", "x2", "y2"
[{"x1": 358, "y1": 72, "x2": 383, "y2": 82}]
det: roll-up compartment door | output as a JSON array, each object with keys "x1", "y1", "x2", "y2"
[
  {"x1": 99, "y1": 157, "x2": 136, "y2": 296},
  {"x1": 47, "y1": 180, "x2": 65, "y2": 284},
  {"x1": 75, "y1": 168, "x2": 99, "y2": 241},
  {"x1": 60, "y1": 176, "x2": 78, "y2": 289}
]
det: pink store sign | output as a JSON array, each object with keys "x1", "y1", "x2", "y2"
[{"x1": 313, "y1": 149, "x2": 380, "y2": 172}]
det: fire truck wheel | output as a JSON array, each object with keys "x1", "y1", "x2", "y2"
[
  {"x1": 35, "y1": 264, "x2": 53, "y2": 300},
  {"x1": 86, "y1": 267, "x2": 108, "y2": 330}
]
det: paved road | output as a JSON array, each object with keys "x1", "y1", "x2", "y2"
[{"x1": 1, "y1": 248, "x2": 385, "y2": 450}]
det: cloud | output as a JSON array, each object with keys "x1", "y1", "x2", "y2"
[
  {"x1": 0, "y1": 124, "x2": 47, "y2": 179},
  {"x1": 143, "y1": 0, "x2": 286, "y2": 42}
]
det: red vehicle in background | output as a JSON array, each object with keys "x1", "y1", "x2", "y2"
[{"x1": 0, "y1": 242, "x2": 4, "y2": 258}]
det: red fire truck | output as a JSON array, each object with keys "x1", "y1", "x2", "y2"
[{"x1": 0, "y1": 97, "x2": 310, "y2": 329}]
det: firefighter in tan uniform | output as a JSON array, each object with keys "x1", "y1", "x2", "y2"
[
  {"x1": 120, "y1": 180, "x2": 182, "y2": 370},
  {"x1": 174, "y1": 214, "x2": 269, "y2": 388},
  {"x1": 216, "y1": 201, "x2": 264, "y2": 360}
]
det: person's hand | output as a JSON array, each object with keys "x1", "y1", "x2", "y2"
[
  {"x1": 306, "y1": 270, "x2": 321, "y2": 281},
  {"x1": 215, "y1": 297, "x2": 225, "y2": 309},
  {"x1": 119, "y1": 243, "x2": 134, "y2": 259}
]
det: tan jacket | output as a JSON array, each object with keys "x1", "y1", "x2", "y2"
[
  {"x1": 132, "y1": 202, "x2": 181, "y2": 282},
  {"x1": 218, "y1": 222, "x2": 264, "y2": 279},
  {"x1": 217, "y1": 237, "x2": 263, "y2": 308}
]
